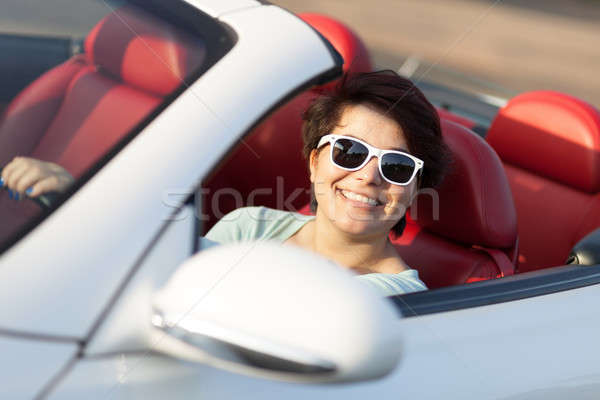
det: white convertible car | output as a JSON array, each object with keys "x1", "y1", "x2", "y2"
[{"x1": 1, "y1": 0, "x2": 600, "y2": 399}]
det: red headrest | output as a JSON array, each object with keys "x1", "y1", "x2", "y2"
[
  {"x1": 84, "y1": 5, "x2": 206, "y2": 96},
  {"x1": 412, "y1": 120, "x2": 517, "y2": 248},
  {"x1": 487, "y1": 91, "x2": 600, "y2": 193},
  {"x1": 298, "y1": 13, "x2": 372, "y2": 75}
]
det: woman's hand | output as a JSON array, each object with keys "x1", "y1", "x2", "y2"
[{"x1": 0, "y1": 157, "x2": 74, "y2": 198}]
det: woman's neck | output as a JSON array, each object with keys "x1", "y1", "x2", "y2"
[{"x1": 299, "y1": 210, "x2": 401, "y2": 274}]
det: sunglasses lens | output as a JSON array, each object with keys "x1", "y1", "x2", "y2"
[
  {"x1": 332, "y1": 138, "x2": 369, "y2": 169},
  {"x1": 381, "y1": 153, "x2": 416, "y2": 184}
]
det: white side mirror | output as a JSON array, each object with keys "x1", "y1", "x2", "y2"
[{"x1": 151, "y1": 242, "x2": 402, "y2": 383}]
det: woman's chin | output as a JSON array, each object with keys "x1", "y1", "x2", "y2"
[
  {"x1": 316, "y1": 194, "x2": 401, "y2": 236},
  {"x1": 332, "y1": 215, "x2": 390, "y2": 237}
]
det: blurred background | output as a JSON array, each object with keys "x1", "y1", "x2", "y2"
[{"x1": 274, "y1": 0, "x2": 600, "y2": 106}]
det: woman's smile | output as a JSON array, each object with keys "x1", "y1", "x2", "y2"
[{"x1": 336, "y1": 187, "x2": 384, "y2": 207}]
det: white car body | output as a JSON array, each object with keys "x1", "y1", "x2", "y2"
[{"x1": 1, "y1": 0, "x2": 599, "y2": 399}]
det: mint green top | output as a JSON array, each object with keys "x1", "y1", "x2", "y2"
[{"x1": 204, "y1": 207, "x2": 427, "y2": 296}]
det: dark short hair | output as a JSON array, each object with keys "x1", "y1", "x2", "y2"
[{"x1": 301, "y1": 70, "x2": 451, "y2": 235}]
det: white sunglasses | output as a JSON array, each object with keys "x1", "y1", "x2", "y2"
[{"x1": 317, "y1": 134, "x2": 424, "y2": 186}]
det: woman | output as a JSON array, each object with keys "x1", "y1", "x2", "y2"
[{"x1": 206, "y1": 70, "x2": 451, "y2": 296}]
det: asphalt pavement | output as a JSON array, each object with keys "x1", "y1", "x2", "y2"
[
  {"x1": 275, "y1": 0, "x2": 600, "y2": 106},
  {"x1": 2, "y1": 0, "x2": 598, "y2": 105}
]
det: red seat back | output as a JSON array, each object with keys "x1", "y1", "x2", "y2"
[
  {"x1": 203, "y1": 13, "x2": 372, "y2": 231},
  {"x1": 391, "y1": 120, "x2": 518, "y2": 288},
  {"x1": 487, "y1": 91, "x2": 600, "y2": 271},
  {"x1": 298, "y1": 13, "x2": 371, "y2": 80}
]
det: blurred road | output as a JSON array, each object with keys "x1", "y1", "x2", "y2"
[
  {"x1": 0, "y1": 0, "x2": 110, "y2": 38},
  {"x1": 275, "y1": 0, "x2": 600, "y2": 106},
  {"x1": 2, "y1": 0, "x2": 598, "y2": 105}
]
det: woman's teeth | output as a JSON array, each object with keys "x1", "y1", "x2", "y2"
[{"x1": 341, "y1": 190, "x2": 379, "y2": 206}]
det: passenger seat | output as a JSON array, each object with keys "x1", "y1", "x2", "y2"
[
  {"x1": 486, "y1": 91, "x2": 600, "y2": 272},
  {"x1": 392, "y1": 120, "x2": 518, "y2": 288}
]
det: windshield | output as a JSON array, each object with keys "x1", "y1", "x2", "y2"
[{"x1": 0, "y1": 0, "x2": 223, "y2": 250}]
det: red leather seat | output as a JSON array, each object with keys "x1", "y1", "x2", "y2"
[
  {"x1": 202, "y1": 13, "x2": 372, "y2": 232},
  {"x1": 0, "y1": 5, "x2": 204, "y2": 239},
  {"x1": 389, "y1": 120, "x2": 518, "y2": 288},
  {"x1": 486, "y1": 91, "x2": 600, "y2": 271},
  {"x1": 298, "y1": 13, "x2": 371, "y2": 85}
]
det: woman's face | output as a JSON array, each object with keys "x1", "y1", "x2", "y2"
[{"x1": 310, "y1": 103, "x2": 418, "y2": 237}]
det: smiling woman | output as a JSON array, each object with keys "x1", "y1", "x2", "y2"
[{"x1": 205, "y1": 70, "x2": 451, "y2": 296}]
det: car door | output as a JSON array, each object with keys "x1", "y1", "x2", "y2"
[{"x1": 45, "y1": 265, "x2": 600, "y2": 399}]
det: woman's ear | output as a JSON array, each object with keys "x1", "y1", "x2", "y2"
[{"x1": 309, "y1": 149, "x2": 318, "y2": 183}]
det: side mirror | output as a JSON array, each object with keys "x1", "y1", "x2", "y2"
[{"x1": 151, "y1": 242, "x2": 402, "y2": 383}]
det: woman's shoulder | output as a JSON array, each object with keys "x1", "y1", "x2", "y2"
[
  {"x1": 216, "y1": 206, "x2": 310, "y2": 224},
  {"x1": 356, "y1": 269, "x2": 427, "y2": 296},
  {"x1": 205, "y1": 207, "x2": 313, "y2": 244}
]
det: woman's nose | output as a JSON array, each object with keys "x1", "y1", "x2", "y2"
[{"x1": 357, "y1": 156, "x2": 382, "y2": 184}]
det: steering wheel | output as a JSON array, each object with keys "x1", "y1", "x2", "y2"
[{"x1": 0, "y1": 167, "x2": 61, "y2": 211}]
